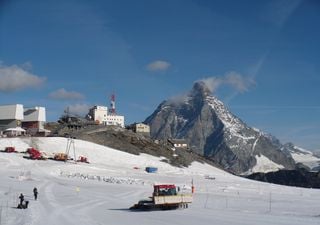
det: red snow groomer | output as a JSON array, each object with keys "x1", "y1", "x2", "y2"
[
  {"x1": 26, "y1": 148, "x2": 46, "y2": 160},
  {"x1": 130, "y1": 184, "x2": 193, "y2": 210}
]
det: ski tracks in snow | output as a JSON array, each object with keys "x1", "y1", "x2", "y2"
[{"x1": 29, "y1": 179, "x2": 104, "y2": 225}]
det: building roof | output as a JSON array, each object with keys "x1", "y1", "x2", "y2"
[
  {"x1": 0, "y1": 104, "x2": 24, "y2": 120},
  {"x1": 168, "y1": 139, "x2": 188, "y2": 145},
  {"x1": 5, "y1": 127, "x2": 26, "y2": 132},
  {"x1": 23, "y1": 107, "x2": 46, "y2": 122},
  {"x1": 135, "y1": 123, "x2": 149, "y2": 126}
]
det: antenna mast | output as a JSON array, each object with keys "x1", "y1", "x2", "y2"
[{"x1": 110, "y1": 94, "x2": 116, "y2": 115}]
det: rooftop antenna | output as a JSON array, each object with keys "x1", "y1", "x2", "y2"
[
  {"x1": 64, "y1": 106, "x2": 70, "y2": 117},
  {"x1": 110, "y1": 93, "x2": 116, "y2": 115}
]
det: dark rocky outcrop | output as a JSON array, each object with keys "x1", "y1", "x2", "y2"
[{"x1": 246, "y1": 168, "x2": 320, "y2": 188}]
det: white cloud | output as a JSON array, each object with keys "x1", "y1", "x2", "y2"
[
  {"x1": 199, "y1": 77, "x2": 223, "y2": 93},
  {"x1": 49, "y1": 88, "x2": 85, "y2": 100},
  {"x1": 65, "y1": 103, "x2": 91, "y2": 116},
  {"x1": 167, "y1": 92, "x2": 191, "y2": 106},
  {"x1": 146, "y1": 60, "x2": 171, "y2": 72},
  {"x1": 168, "y1": 72, "x2": 255, "y2": 106},
  {"x1": 0, "y1": 63, "x2": 46, "y2": 92},
  {"x1": 200, "y1": 71, "x2": 255, "y2": 94},
  {"x1": 225, "y1": 72, "x2": 255, "y2": 93}
]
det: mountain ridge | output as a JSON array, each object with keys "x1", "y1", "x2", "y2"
[{"x1": 145, "y1": 81, "x2": 297, "y2": 174}]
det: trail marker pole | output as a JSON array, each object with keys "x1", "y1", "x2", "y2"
[
  {"x1": 0, "y1": 205, "x2": 2, "y2": 225},
  {"x1": 226, "y1": 196, "x2": 228, "y2": 209},
  {"x1": 204, "y1": 185, "x2": 209, "y2": 208},
  {"x1": 268, "y1": 192, "x2": 272, "y2": 213}
]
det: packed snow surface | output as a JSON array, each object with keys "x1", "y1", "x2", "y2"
[{"x1": 0, "y1": 137, "x2": 320, "y2": 225}]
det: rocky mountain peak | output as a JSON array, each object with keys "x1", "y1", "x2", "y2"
[
  {"x1": 145, "y1": 82, "x2": 297, "y2": 174},
  {"x1": 190, "y1": 81, "x2": 212, "y2": 99}
]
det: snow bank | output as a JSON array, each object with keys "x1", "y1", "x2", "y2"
[{"x1": 246, "y1": 154, "x2": 285, "y2": 174}]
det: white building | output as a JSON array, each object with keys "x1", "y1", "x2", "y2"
[
  {"x1": 105, "y1": 114, "x2": 125, "y2": 127},
  {"x1": 22, "y1": 107, "x2": 48, "y2": 135},
  {"x1": 129, "y1": 123, "x2": 150, "y2": 135},
  {"x1": 135, "y1": 123, "x2": 150, "y2": 133},
  {"x1": 88, "y1": 106, "x2": 108, "y2": 124},
  {"x1": 168, "y1": 139, "x2": 189, "y2": 149},
  {"x1": 87, "y1": 105, "x2": 125, "y2": 127},
  {"x1": 0, "y1": 104, "x2": 48, "y2": 136},
  {"x1": 0, "y1": 104, "x2": 24, "y2": 131}
]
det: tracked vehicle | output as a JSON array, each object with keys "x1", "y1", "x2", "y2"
[{"x1": 130, "y1": 184, "x2": 193, "y2": 210}]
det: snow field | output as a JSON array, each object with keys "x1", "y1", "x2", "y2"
[{"x1": 0, "y1": 137, "x2": 320, "y2": 225}]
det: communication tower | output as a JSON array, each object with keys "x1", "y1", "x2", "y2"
[{"x1": 110, "y1": 94, "x2": 116, "y2": 115}]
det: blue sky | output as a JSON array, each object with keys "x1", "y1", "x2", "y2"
[{"x1": 0, "y1": 0, "x2": 319, "y2": 150}]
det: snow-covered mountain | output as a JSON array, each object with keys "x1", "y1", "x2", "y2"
[
  {"x1": 284, "y1": 143, "x2": 320, "y2": 171},
  {"x1": 145, "y1": 81, "x2": 296, "y2": 174}
]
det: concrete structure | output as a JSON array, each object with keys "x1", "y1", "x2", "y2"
[
  {"x1": 0, "y1": 104, "x2": 24, "y2": 131},
  {"x1": 105, "y1": 114, "x2": 125, "y2": 127},
  {"x1": 22, "y1": 107, "x2": 49, "y2": 135},
  {"x1": 134, "y1": 123, "x2": 150, "y2": 134},
  {"x1": 0, "y1": 104, "x2": 48, "y2": 136},
  {"x1": 87, "y1": 105, "x2": 125, "y2": 127},
  {"x1": 127, "y1": 123, "x2": 150, "y2": 136},
  {"x1": 168, "y1": 139, "x2": 188, "y2": 149},
  {"x1": 88, "y1": 106, "x2": 108, "y2": 124}
]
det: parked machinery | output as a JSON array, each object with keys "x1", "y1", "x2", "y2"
[
  {"x1": 130, "y1": 184, "x2": 193, "y2": 210},
  {"x1": 26, "y1": 147, "x2": 46, "y2": 160},
  {"x1": 4, "y1": 147, "x2": 17, "y2": 153},
  {"x1": 76, "y1": 156, "x2": 89, "y2": 163},
  {"x1": 53, "y1": 153, "x2": 68, "y2": 161}
]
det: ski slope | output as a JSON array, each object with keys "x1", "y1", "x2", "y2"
[{"x1": 0, "y1": 137, "x2": 319, "y2": 225}]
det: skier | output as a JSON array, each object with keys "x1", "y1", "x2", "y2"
[{"x1": 33, "y1": 187, "x2": 38, "y2": 200}]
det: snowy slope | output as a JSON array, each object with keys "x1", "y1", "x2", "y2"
[
  {"x1": 243, "y1": 155, "x2": 285, "y2": 175},
  {"x1": 289, "y1": 145, "x2": 320, "y2": 170},
  {"x1": 0, "y1": 137, "x2": 320, "y2": 225},
  {"x1": 206, "y1": 94, "x2": 296, "y2": 174}
]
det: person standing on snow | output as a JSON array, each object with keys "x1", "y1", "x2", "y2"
[
  {"x1": 33, "y1": 187, "x2": 38, "y2": 200},
  {"x1": 19, "y1": 193, "x2": 24, "y2": 205}
]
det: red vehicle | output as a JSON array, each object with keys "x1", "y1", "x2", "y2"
[
  {"x1": 76, "y1": 156, "x2": 89, "y2": 163},
  {"x1": 4, "y1": 147, "x2": 16, "y2": 153},
  {"x1": 130, "y1": 184, "x2": 193, "y2": 210},
  {"x1": 26, "y1": 148, "x2": 45, "y2": 160}
]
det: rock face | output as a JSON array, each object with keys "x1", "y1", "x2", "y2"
[
  {"x1": 246, "y1": 168, "x2": 320, "y2": 189},
  {"x1": 145, "y1": 81, "x2": 296, "y2": 174}
]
